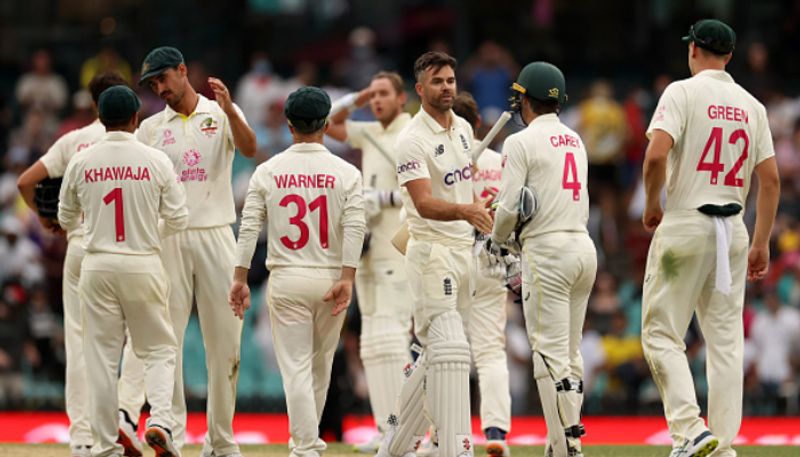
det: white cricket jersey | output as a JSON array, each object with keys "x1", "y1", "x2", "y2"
[
  {"x1": 40, "y1": 119, "x2": 106, "y2": 241},
  {"x1": 647, "y1": 70, "x2": 775, "y2": 211},
  {"x1": 236, "y1": 142, "x2": 366, "y2": 271},
  {"x1": 473, "y1": 144, "x2": 503, "y2": 199},
  {"x1": 395, "y1": 108, "x2": 475, "y2": 245},
  {"x1": 136, "y1": 95, "x2": 248, "y2": 228},
  {"x1": 59, "y1": 131, "x2": 188, "y2": 257},
  {"x1": 346, "y1": 113, "x2": 411, "y2": 262},
  {"x1": 493, "y1": 113, "x2": 590, "y2": 243}
]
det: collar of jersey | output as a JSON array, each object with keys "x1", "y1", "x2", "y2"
[
  {"x1": 286, "y1": 142, "x2": 329, "y2": 153},
  {"x1": 530, "y1": 113, "x2": 559, "y2": 125},
  {"x1": 103, "y1": 131, "x2": 137, "y2": 141},
  {"x1": 419, "y1": 107, "x2": 457, "y2": 134},
  {"x1": 694, "y1": 69, "x2": 734, "y2": 82},
  {"x1": 384, "y1": 112, "x2": 412, "y2": 133},
  {"x1": 164, "y1": 94, "x2": 214, "y2": 121}
]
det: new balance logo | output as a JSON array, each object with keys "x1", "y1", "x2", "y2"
[
  {"x1": 443, "y1": 278, "x2": 452, "y2": 295},
  {"x1": 434, "y1": 144, "x2": 445, "y2": 156}
]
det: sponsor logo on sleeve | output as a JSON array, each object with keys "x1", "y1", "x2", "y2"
[{"x1": 397, "y1": 160, "x2": 421, "y2": 174}]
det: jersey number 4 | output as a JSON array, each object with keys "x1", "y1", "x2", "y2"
[
  {"x1": 562, "y1": 152, "x2": 582, "y2": 201},
  {"x1": 696, "y1": 127, "x2": 749, "y2": 187},
  {"x1": 279, "y1": 194, "x2": 329, "y2": 250},
  {"x1": 103, "y1": 187, "x2": 125, "y2": 242}
]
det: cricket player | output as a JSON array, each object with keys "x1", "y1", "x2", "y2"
[
  {"x1": 58, "y1": 85, "x2": 187, "y2": 457},
  {"x1": 327, "y1": 72, "x2": 413, "y2": 452},
  {"x1": 490, "y1": 62, "x2": 596, "y2": 457},
  {"x1": 453, "y1": 92, "x2": 512, "y2": 457},
  {"x1": 15, "y1": 71, "x2": 132, "y2": 457},
  {"x1": 117, "y1": 46, "x2": 257, "y2": 457},
  {"x1": 641, "y1": 19, "x2": 779, "y2": 457},
  {"x1": 377, "y1": 51, "x2": 493, "y2": 457},
  {"x1": 229, "y1": 86, "x2": 366, "y2": 457}
]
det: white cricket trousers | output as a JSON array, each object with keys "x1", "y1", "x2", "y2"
[
  {"x1": 521, "y1": 233, "x2": 597, "y2": 383},
  {"x1": 63, "y1": 237, "x2": 92, "y2": 447},
  {"x1": 642, "y1": 211, "x2": 748, "y2": 456},
  {"x1": 356, "y1": 256, "x2": 412, "y2": 433},
  {"x1": 80, "y1": 253, "x2": 177, "y2": 457},
  {"x1": 118, "y1": 226, "x2": 243, "y2": 454},
  {"x1": 267, "y1": 267, "x2": 347, "y2": 457},
  {"x1": 469, "y1": 271, "x2": 511, "y2": 433}
]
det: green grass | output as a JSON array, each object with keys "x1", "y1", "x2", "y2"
[{"x1": 1, "y1": 443, "x2": 797, "y2": 456}]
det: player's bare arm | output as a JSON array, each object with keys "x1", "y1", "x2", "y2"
[
  {"x1": 323, "y1": 266, "x2": 356, "y2": 316},
  {"x1": 208, "y1": 76, "x2": 257, "y2": 158},
  {"x1": 326, "y1": 87, "x2": 372, "y2": 142},
  {"x1": 228, "y1": 266, "x2": 251, "y2": 320},
  {"x1": 17, "y1": 160, "x2": 62, "y2": 232},
  {"x1": 405, "y1": 177, "x2": 493, "y2": 233},
  {"x1": 642, "y1": 129, "x2": 673, "y2": 232},
  {"x1": 748, "y1": 156, "x2": 780, "y2": 281}
]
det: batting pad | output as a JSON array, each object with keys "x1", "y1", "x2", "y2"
[
  {"x1": 361, "y1": 324, "x2": 411, "y2": 433},
  {"x1": 386, "y1": 352, "x2": 430, "y2": 456},
  {"x1": 533, "y1": 351, "x2": 568, "y2": 457},
  {"x1": 426, "y1": 311, "x2": 473, "y2": 456}
]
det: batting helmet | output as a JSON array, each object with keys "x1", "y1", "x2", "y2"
[
  {"x1": 510, "y1": 61, "x2": 568, "y2": 112},
  {"x1": 34, "y1": 177, "x2": 62, "y2": 222}
]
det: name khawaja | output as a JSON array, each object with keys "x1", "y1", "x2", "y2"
[
  {"x1": 274, "y1": 173, "x2": 337, "y2": 189},
  {"x1": 85, "y1": 166, "x2": 151, "y2": 182}
]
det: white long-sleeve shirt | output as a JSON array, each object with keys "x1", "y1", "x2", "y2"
[
  {"x1": 235, "y1": 142, "x2": 366, "y2": 271},
  {"x1": 492, "y1": 113, "x2": 590, "y2": 243},
  {"x1": 59, "y1": 131, "x2": 188, "y2": 257}
]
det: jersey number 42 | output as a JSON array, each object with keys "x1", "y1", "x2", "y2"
[{"x1": 696, "y1": 127, "x2": 749, "y2": 187}]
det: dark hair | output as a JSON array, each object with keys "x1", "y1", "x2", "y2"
[
  {"x1": 288, "y1": 117, "x2": 327, "y2": 135},
  {"x1": 89, "y1": 71, "x2": 129, "y2": 104},
  {"x1": 452, "y1": 92, "x2": 479, "y2": 129},
  {"x1": 529, "y1": 97, "x2": 560, "y2": 115},
  {"x1": 372, "y1": 71, "x2": 405, "y2": 95},
  {"x1": 414, "y1": 51, "x2": 457, "y2": 82},
  {"x1": 100, "y1": 115, "x2": 135, "y2": 129}
]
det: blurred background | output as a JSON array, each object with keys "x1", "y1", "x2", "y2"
[{"x1": 1, "y1": 0, "x2": 799, "y2": 440}]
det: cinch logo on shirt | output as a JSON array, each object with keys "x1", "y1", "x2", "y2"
[
  {"x1": 444, "y1": 165, "x2": 472, "y2": 185},
  {"x1": 397, "y1": 160, "x2": 421, "y2": 174},
  {"x1": 84, "y1": 166, "x2": 151, "y2": 183}
]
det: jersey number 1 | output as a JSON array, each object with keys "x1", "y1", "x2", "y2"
[
  {"x1": 280, "y1": 194, "x2": 329, "y2": 250},
  {"x1": 103, "y1": 187, "x2": 125, "y2": 242},
  {"x1": 696, "y1": 127, "x2": 749, "y2": 187}
]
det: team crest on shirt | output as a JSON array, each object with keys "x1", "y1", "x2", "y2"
[
  {"x1": 459, "y1": 133, "x2": 469, "y2": 151},
  {"x1": 200, "y1": 117, "x2": 218, "y2": 137},
  {"x1": 162, "y1": 129, "x2": 176, "y2": 146},
  {"x1": 434, "y1": 144, "x2": 445, "y2": 156}
]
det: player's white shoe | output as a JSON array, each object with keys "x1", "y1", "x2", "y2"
[
  {"x1": 145, "y1": 424, "x2": 181, "y2": 457},
  {"x1": 669, "y1": 431, "x2": 719, "y2": 457},
  {"x1": 117, "y1": 410, "x2": 143, "y2": 457},
  {"x1": 354, "y1": 433, "x2": 383, "y2": 453},
  {"x1": 374, "y1": 422, "x2": 416, "y2": 457},
  {"x1": 415, "y1": 439, "x2": 438, "y2": 457},
  {"x1": 486, "y1": 439, "x2": 510, "y2": 457},
  {"x1": 70, "y1": 444, "x2": 92, "y2": 457}
]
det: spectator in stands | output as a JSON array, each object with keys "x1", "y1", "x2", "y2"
[
  {"x1": 461, "y1": 40, "x2": 519, "y2": 124},
  {"x1": 15, "y1": 49, "x2": 68, "y2": 124},
  {"x1": 235, "y1": 52, "x2": 284, "y2": 127},
  {"x1": 79, "y1": 44, "x2": 132, "y2": 87}
]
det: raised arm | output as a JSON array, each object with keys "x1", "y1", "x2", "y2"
[
  {"x1": 209, "y1": 77, "x2": 257, "y2": 158},
  {"x1": 326, "y1": 88, "x2": 372, "y2": 142}
]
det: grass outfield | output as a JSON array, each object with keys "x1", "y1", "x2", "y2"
[{"x1": 1, "y1": 444, "x2": 798, "y2": 456}]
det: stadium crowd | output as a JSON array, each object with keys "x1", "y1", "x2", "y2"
[{"x1": 0, "y1": 34, "x2": 798, "y2": 425}]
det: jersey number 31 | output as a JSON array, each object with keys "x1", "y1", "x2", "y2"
[
  {"x1": 696, "y1": 127, "x2": 749, "y2": 187},
  {"x1": 279, "y1": 194, "x2": 329, "y2": 250}
]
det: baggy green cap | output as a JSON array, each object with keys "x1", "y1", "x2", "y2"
[
  {"x1": 139, "y1": 46, "x2": 184, "y2": 85},
  {"x1": 682, "y1": 19, "x2": 736, "y2": 54},
  {"x1": 98, "y1": 85, "x2": 141, "y2": 123}
]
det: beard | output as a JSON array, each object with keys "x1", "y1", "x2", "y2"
[{"x1": 428, "y1": 92, "x2": 454, "y2": 112}]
